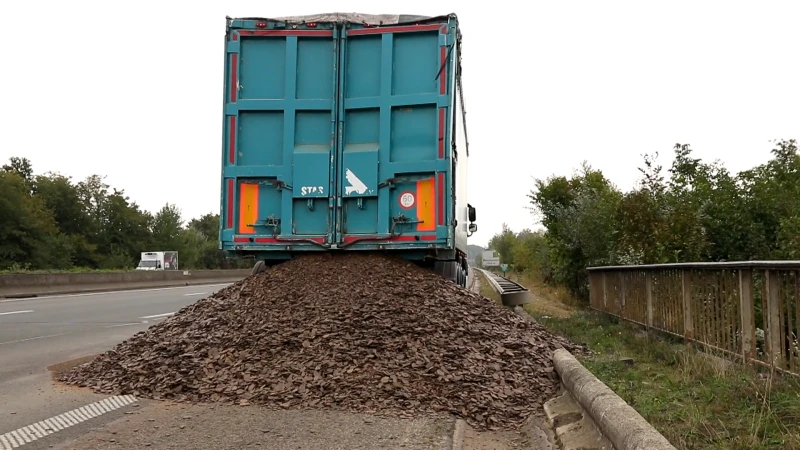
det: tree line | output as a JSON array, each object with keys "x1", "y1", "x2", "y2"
[
  {"x1": 0, "y1": 157, "x2": 247, "y2": 271},
  {"x1": 488, "y1": 139, "x2": 800, "y2": 300}
]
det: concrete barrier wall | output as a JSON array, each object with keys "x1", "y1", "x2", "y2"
[{"x1": 0, "y1": 270, "x2": 252, "y2": 298}]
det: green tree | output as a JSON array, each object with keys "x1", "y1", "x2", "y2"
[
  {"x1": 188, "y1": 213, "x2": 220, "y2": 241},
  {"x1": 0, "y1": 171, "x2": 59, "y2": 269},
  {"x1": 487, "y1": 223, "x2": 517, "y2": 266},
  {"x1": 151, "y1": 203, "x2": 184, "y2": 251},
  {"x1": 491, "y1": 139, "x2": 799, "y2": 303},
  {"x1": 745, "y1": 139, "x2": 800, "y2": 259},
  {"x1": 34, "y1": 172, "x2": 96, "y2": 267},
  {"x1": 528, "y1": 163, "x2": 621, "y2": 298},
  {"x1": 95, "y1": 191, "x2": 152, "y2": 269},
  {"x1": 178, "y1": 228, "x2": 207, "y2": 269},
  {"x1": 509, "y1": 229, "x2": 550, "y2": 277},
  {"x1": 2, "y1": 157, "x2": 35, "y2": 193},
  {"x1": 0, "y1": 156, "x2": 242, "y2": 271}
]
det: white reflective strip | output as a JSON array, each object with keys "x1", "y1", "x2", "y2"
[{"x1": 0, "y1": 395, "x2": 138, "y2": 449}]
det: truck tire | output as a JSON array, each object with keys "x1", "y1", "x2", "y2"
[
  {"x1": 433, "y1": 261, "x2": 458, "y2": 285},
  {"x1": 448, "y1": 261, "x2": 460, "y2": 286},
  {"x1": 461, "y1": 258, "x2": 469, "y2": 288},
  {"x1": 252, "y1": 260, "x2": 267, "y2": 275}
]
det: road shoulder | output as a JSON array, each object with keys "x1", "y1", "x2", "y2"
[{"x1": 55, "y1": 401, "x2": 457, "y2": 450}]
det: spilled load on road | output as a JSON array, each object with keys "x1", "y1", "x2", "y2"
[{"x1": 59, "y1": 254, "x2": 582, "y2": 431}]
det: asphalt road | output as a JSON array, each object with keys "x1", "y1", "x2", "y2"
[{"x1": 0, "y1": 283, "x2": 231, "y2": 438}]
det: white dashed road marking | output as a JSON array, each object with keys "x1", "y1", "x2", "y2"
[
  {"x1": 0, "y1": 333, "x2": 72, "y2": 346},
  {"x1": 0, "y1": 310, "x2": 33, "y2": 316},
  {"x1": 104, "y1": 322, "x2": 143, "y2": 328},
  {"x1": 139, "y1": 312, "x2": 175, "y2": 319},
  {"x1": 0, "y1": 395, "x2": 138, "y2": 449},
  {"x1": 183, "y1": 292, "x2": 207, "y2": 296}
]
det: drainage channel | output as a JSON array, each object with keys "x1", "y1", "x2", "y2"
[{"x1": 473, "y1": 268, "x2": 532, "y2": 306}]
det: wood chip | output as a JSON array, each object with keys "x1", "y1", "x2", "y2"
[{"x1": 59, "y1": 254, "x2": 583, "y2": 431}]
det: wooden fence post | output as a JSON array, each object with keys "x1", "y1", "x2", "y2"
[
  {"x1": 739, "y1": 269, "x2": 755, "y2": 363},
  {"x1": 765, "y1": 270, "x2": 784, "y2": 368},
  {"x1": 682, "y1": 269, "x2": 694, "y2": 344},
  {"x1": 619, "y1": 272, "x2": 626, "y2": 317},
  {"x1": 646, "y1": 272, "x2": 654, "y2": 331},
  {"x1": 795, "y1": 273, "x2": 800, "y2": 372}
]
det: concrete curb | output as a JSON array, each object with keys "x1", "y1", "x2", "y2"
[
  {"x1": 450, "y1": 419, "x2": 466, "y2": 450},
  {"x1": 553, "y1": 349, "x2": 677, "y2": 450}
]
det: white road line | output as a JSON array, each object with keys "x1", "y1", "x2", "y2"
[
  {"x1": 139, "y1": 312, "x2": 175, "y2": 319},
  {"x1": 0, "y1": 283, "x2": 232, "y2": 303},
  {"x1": 104, "y1": 322, "x2": 143, "y2": 328},
  {"x1": 183, "y1": 292, "x2": 207, "y2": 296},
  {"x1": 0, "y1": 395, "x2": 138, "y2": 449},
  {"x1": 0, "y1": 310, "x2": 33, "y2": 316},
  {"x1": 0, "y1": 332, "x2": 72, "y2": 346}
]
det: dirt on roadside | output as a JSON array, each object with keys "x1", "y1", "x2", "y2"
[
  {"x1": 54, "y1": 401, "x2": 456, "y2": 450},
  {"x1": 462, "y1": 416, "x2": 556, "y2": 450}
]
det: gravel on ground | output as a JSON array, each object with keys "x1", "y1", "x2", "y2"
[{"x1": 55, "y1": 400, "x2": 456, "y2": 450}]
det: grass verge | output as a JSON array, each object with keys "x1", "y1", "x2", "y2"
[
  {"x1": 488, "y1": 272, "x2": 800, "y2": 450},
  {"x1": 478, "y1": 273, "x2": 501, "y2": 304}
]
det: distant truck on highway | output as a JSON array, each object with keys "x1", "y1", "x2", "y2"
[
  {"x1": 135, "y1": 252, "x2": 179, "y2": 271},
  {"x1": 218, "y1": 12, "x2": 477, "y2": 287}
]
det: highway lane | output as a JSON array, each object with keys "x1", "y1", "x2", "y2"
[
  {"x1": 0, "y1": 283, "x2": 231, "y2": 436},
  {"x1": 0, "y1": 285, "x2": 230, "y2": 344}
]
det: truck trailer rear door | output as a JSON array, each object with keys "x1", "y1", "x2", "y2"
[
  {"x1": 222, "y1": 25, "x2": 339, "y2": 246},
  {"x1": 335, "y1": 20, "x2": 453, "y2": 246}
]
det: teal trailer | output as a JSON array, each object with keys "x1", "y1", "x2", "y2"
[{"x1": 219, "y1": 13, "x2": 477, "y2": 287}]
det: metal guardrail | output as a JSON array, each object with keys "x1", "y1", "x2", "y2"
[{"x1": 474, "y1": 268, "x2": 532, "y2": 306}]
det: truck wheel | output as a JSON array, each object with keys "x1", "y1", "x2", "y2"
[
  {"x1": 433, "y1": 261, "x2": 458, "y2": 285},
  {"x1": 251, "y1": 260, "x2": 267, "y2": 275},
  {"x1": 446, "y1": 261, "x2": 459, "y2": 285},
  {"x1": 455, "y1": 255, "x2": 467, "y2": 288}
]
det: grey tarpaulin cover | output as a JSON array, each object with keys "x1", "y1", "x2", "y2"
[{"x1": 232, "y1": 13, "x2": 453, "y2": 26}]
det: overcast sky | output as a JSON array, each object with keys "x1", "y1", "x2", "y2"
[{"x1": 1, "y1": 1, "x2": 798, "y2": 248}]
